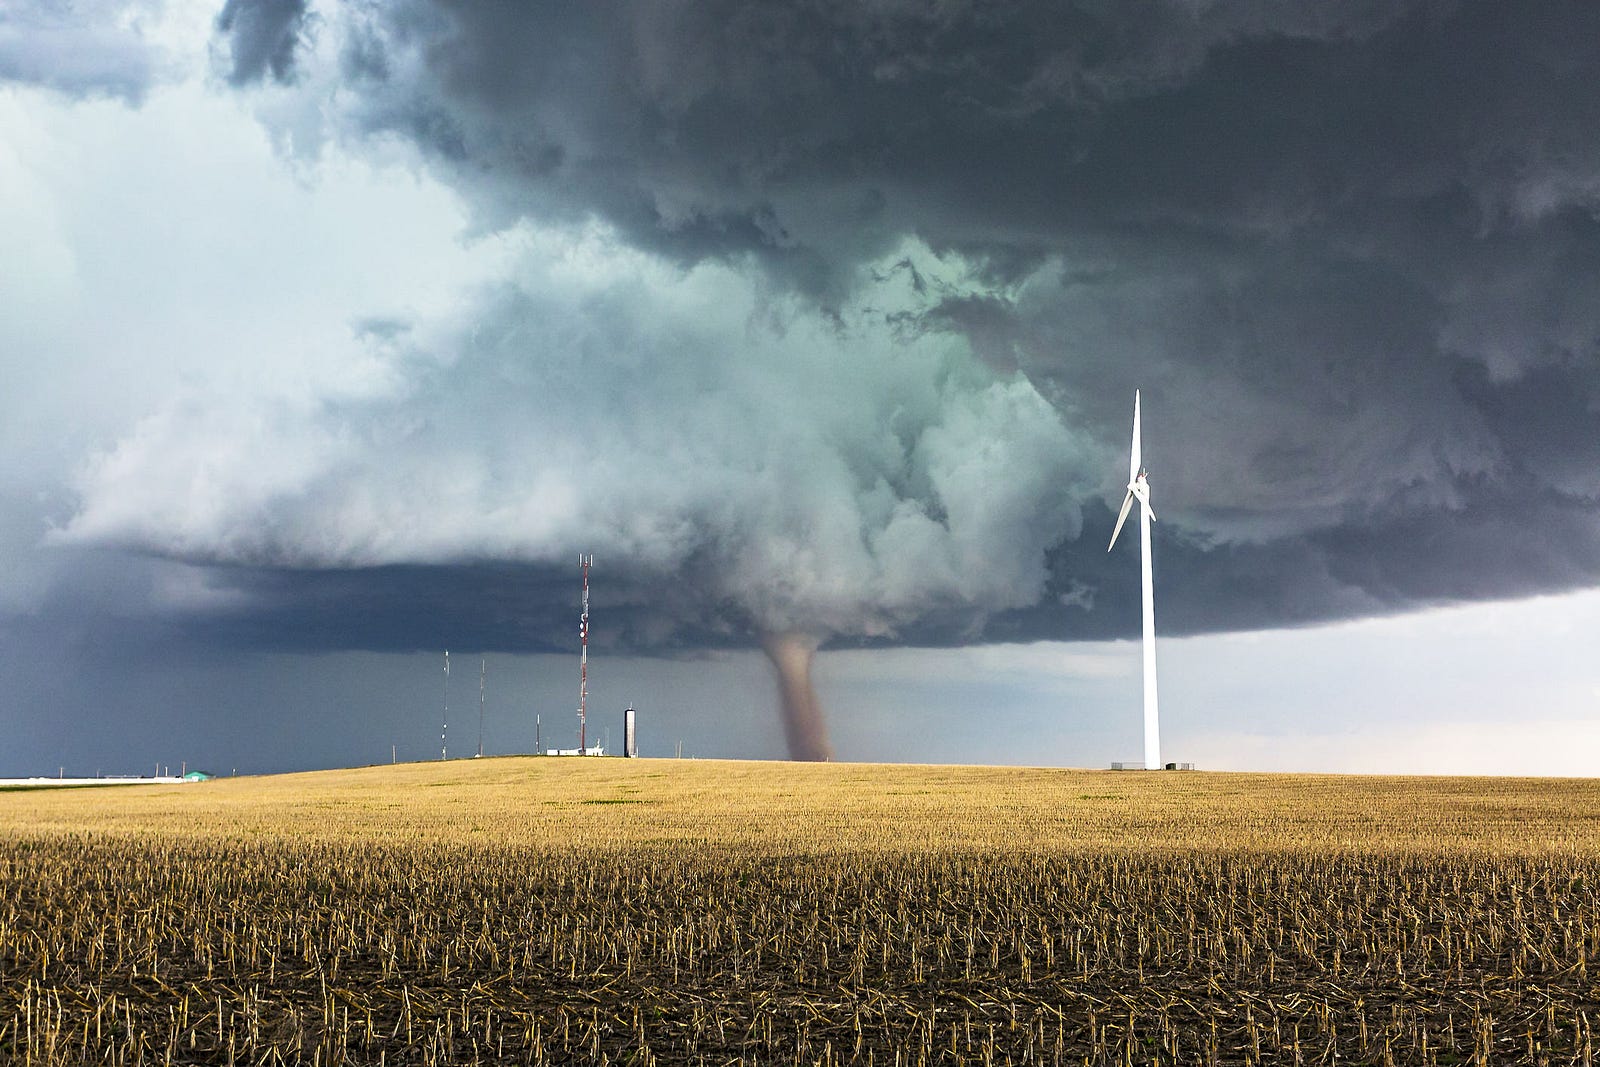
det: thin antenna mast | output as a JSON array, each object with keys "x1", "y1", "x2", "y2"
[
  {"x1": 442, "y1": 650, "x2": 450, "y2": 760},
  {"x1": 477, "y1": 657, "x2": 486, "y2": 758},
  {"x1": 578, "y1": 555, "x2": 592, "y2": 753}
]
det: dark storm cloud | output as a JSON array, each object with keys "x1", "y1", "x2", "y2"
[
  {"x1": 48, "y1": 0, "x2": 1600, "y2": 661},
  {"x1": 215, "y1": 0, "x2": 309, "y2": 85},
  {"x1": 318, "y1": 4, "x2": 1600, "y2": 276},
  {"x1": 316, "y1": 7, "x2": 1600, "y2": 372}
]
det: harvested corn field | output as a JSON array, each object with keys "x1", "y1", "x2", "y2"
[{"x1": 1, "y1": 758, "x2": 1598, "y2": 1065}]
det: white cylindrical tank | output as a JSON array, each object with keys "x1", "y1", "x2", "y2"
[{"x1": 623, "y1": 705, "x2": 637, "y2": 758}]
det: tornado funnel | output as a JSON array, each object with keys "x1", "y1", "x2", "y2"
[{"x1": 760, "y1": 632, "x2": 833, "y2": 761}]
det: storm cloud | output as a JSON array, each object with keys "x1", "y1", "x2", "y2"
[
  {"x1": 215, "y1": 0, "x2": 309, "y2": 85},
  {"x1": 9, "y1": 1, "x2": 1600, "y2": 761},
  {"x1": 134, "y1": 3, "x2": 1600, "y2": 627},
  {"x1": 59, "y1": 229, "x2": 1092, "y2": 649},
  {"x1": 0, "y1": 2, "x2": 162, "y2": 98}
]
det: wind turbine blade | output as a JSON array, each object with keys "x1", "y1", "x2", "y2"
[
  {"x1": 1108, "y1": 490, "x2": 1135, "y2": 551},
  {"x1": 1129, "y1": 389, "x2": 1142, "y2": 482}
]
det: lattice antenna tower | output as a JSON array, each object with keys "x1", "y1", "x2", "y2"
[{"x1": 578, "y1": 554, "x2": 593, "y2": 754}]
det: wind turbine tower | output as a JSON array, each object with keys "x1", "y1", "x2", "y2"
[{"x1": 1107, "y1": 390, "x2": 1160, "y2": 770}]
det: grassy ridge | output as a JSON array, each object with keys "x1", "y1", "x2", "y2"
[{"x1": 1, "y1": 760, "x2": 1598, "y2": 1064}]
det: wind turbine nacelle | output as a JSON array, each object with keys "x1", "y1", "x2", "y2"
[{"x1": 1130, "y1": 479, "x2": 1154, "y2": 517}]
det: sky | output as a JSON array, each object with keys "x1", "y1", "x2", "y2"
[{"x1": 1, "y1": 0, "x2": 1597, "y2": 776}]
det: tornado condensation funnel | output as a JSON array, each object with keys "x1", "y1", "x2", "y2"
[{"x1": 760, "y1": 632, "x2": 833, "y2": 762}]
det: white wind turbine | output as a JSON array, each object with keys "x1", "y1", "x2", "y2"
[{"x1": 1107, "y1": 389, "x2": 1160, "y2": 770}]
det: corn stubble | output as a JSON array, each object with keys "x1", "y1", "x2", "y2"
[{"x1": 1, "y1": 760, "x2": 1598, "y2": 1065}]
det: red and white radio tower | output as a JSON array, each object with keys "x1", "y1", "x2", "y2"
[{"x1": 578, "y1": 554, "x2": 592, "y2": 754}]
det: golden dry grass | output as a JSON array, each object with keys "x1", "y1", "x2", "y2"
[
  {"x1": 2, "y1": 759, "x2": 1598, "y2": 1065},
  {"x1": 4, "y1": 756, "x2": 1598, "y2": 855}
]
